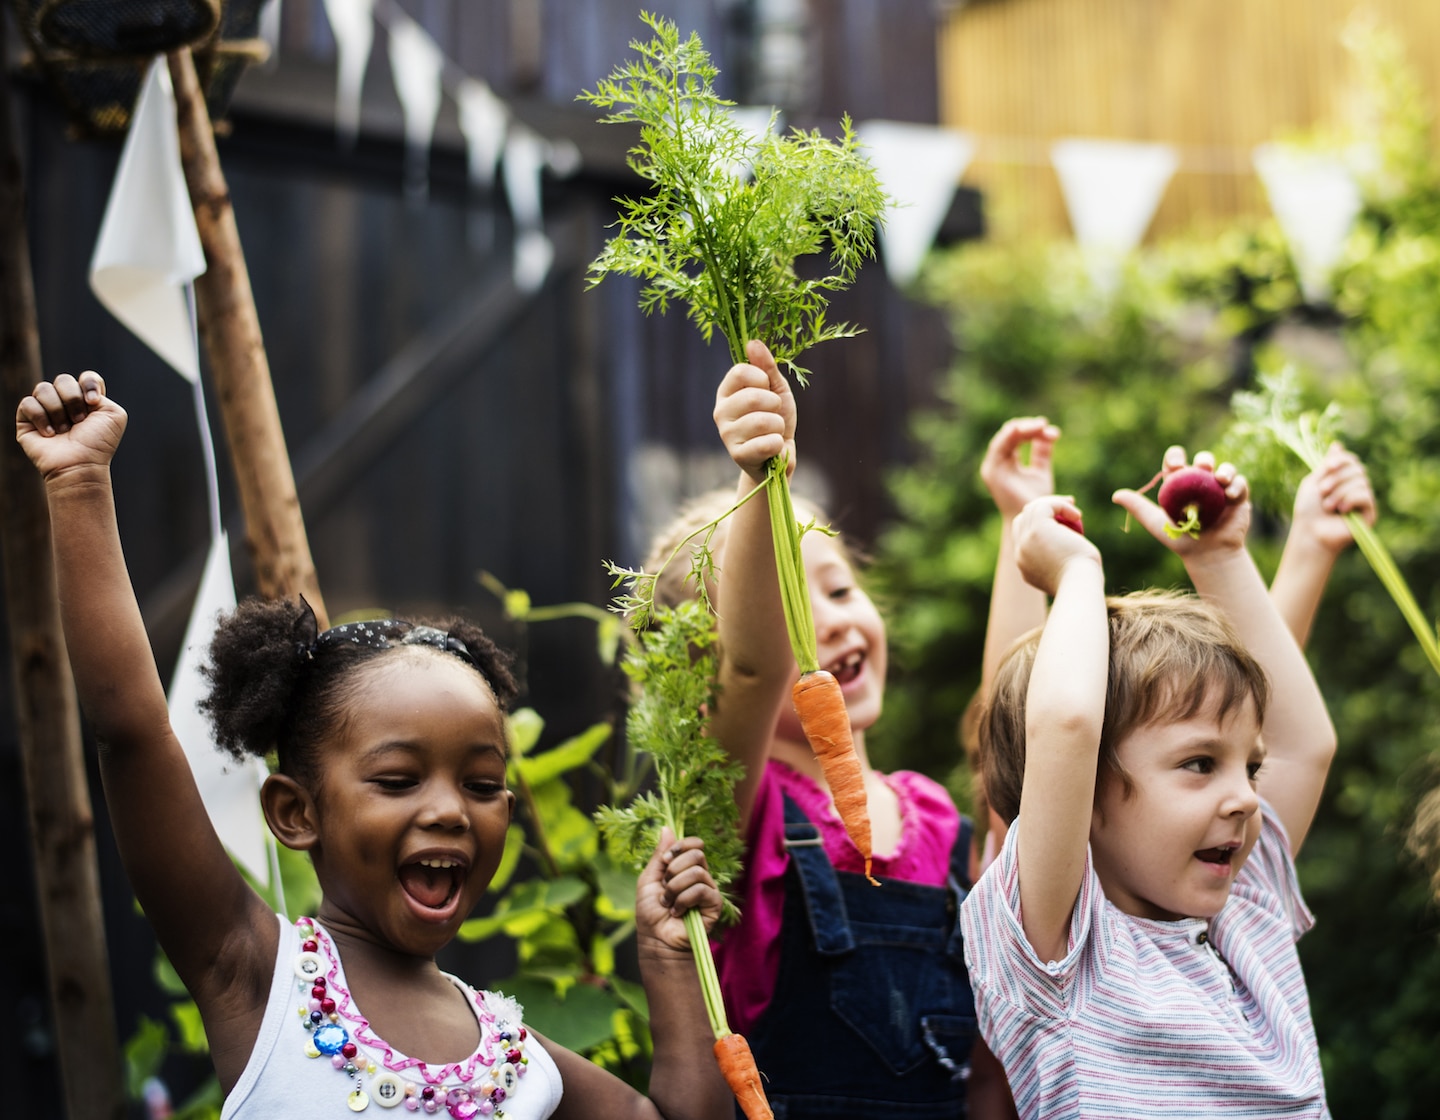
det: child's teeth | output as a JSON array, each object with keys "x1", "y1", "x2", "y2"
[{"x1": 419, "y1": 858, "x2": 457, "y2": 869}]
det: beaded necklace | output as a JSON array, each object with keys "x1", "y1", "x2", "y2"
[{"x1": 292, "y1": 918, "x2": 530, "y2": 1115}]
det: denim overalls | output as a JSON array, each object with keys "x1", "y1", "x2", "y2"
[{"x1": 739, "y1": 794, "x2": 978, "y2": 1118}]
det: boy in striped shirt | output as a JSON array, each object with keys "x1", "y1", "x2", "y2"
[{"x1": 961, "y1": 447, "x2": 1334, "y2": 1118}]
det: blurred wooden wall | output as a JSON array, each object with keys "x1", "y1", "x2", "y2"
[{"x1": 939, "y1": 0, "x2": 1440, "y2": 241}]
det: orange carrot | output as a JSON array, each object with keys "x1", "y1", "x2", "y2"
[
  {"x1": 792, "y1": 669, "x2": 875, "y2": 882},
  {"x1": 714, "y1": 1032, "x2": 773, "y2": 1120}
]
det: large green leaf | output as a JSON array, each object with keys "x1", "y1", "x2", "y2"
[{"x1": 494, "y1": 976, "x2": 624, "y2": 1054}]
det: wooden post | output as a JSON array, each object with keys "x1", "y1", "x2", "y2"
[
  {"x1": 167, "y1": 47, "x2": 328, "y2": 626},
  {"x1": 0, "y1": 28, "x2": 125, "y2": 1120}
]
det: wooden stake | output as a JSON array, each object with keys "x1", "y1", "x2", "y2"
[
  {"x1": 167, "y1": 47, "x2": 328, "y2": 626},
  {"x1": 0, "y1": 26, "x2": 125, "y2": 1119}
]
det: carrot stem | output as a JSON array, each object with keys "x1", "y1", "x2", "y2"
[
  {"x1": 683, "y1": 907, "x2": 729, "y2": 1040},
  {"x1": 765, "y1": 456, "x2": 820, "y2": 673}
]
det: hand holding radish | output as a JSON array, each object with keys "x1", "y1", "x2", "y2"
[
  {"x1": 981, "y1": 416, "x2": 1061, "y2": 519},
  {"x1": 16, "y1": 371, "x2": 127, "y2": 481},
  {"x1": 714, "y1": 340, "x2": 797, "y2": 483},
  {"x1": 1012, "y1": 495, "x2": 1101, "y2": 597},
  {"x1": 1290, "y1": 442, "x2": 1377, "y2": 556},
  {"x1": 1113, "y1": 447, "x2": 1251, "y2": 556}
]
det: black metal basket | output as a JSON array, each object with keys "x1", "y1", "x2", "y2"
[{"x1": 13, "y1": 0, "x2": 269, "y2": 135}]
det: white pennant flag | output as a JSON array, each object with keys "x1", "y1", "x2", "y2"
[
  {"x1": 387, "y1": 14, "x2": 444, "y2": 202},
  {"x1": 856, "y1": 120, "x2": 975, "y2": 288},
  {"x1": 503, "y1": 125, "x2": 553, "y2": 292},
  {"x1": 166, "y1": 535, "x2": 270, "y2": 884},
  {"x1": 89, "y1": 57, "x2": 206, "y2": 382},
  {"x1": 1052, "y1": 138, "x2": 1178, "y2": 293},
  {"x1": 457, "y1": 78, "x2": 509, "y2": 193},
  {"x1": 88, "y1": 57, "x2": 271, "y2": 887},
  {"x1": 322, "y1": 0, "x2": 375, "y2": 147},
  {"x1": 1252, "y1": 143, "x2": 1362, "y2": 304}
]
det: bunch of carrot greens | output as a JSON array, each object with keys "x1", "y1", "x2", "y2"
[
  {"x1": 592, "y1": 601, "x2": 763, "y2": 1117},
  {"x1": 583, "y1": 11, "x2": 888, "y2": 883}
]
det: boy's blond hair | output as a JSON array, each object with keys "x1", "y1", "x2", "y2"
[{"x1": 980, "y1": 588, "x2": 1271, "y2": 825}]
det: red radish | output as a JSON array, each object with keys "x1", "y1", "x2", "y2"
[
  {"x1": 1157, "y1": 467, "x2": 1227, "y2": 539},
  {"x1": 1054, "y1": 507, "x2": 1085, "y2": 535}
]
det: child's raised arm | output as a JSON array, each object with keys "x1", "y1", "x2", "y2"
[
  {"x1": 16, "y1": 375, "x2": 273, "y2": 1062},
  {"x1": 1113, "y1": 448, "x2": 1337, "y2": 855},
  {"x1": 1270, "y1": 442, "x2": 1377, "y2": 649},
  {"x1": 708, "y1": 339, "x2": 796, "y2": 828},
  {"x1": 979, "y1": 416, "x2": 1060, "y2": 700},
  {"x1": 1009, "y1": 495, "x2": 1107, "y2": 963}
]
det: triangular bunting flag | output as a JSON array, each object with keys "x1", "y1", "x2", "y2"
[
  {"x1": 503, "y1": 125, "x2": 552, "y2": 293},
  {"x1": 856, "y1": 120, "x2": 975, "y2": 288},
  {"x1": 321, "y1": 0, "x2": 376, "y2": 147},
  {"x1": 386, "y1": 13, "x2": 444, "y2": 203},
  {"x1": 166, "y1": 534, "x2": 270, "y2": 884},
  {"x1": 89, "y1": 57, "x2": 206, "y2": 382},
  {"x1": 1252, "y1": 143, "x2": 1362, "y2": 304},
  {"x1": 1051, "y1": 138, "x2": 1178, "y2": 293}
]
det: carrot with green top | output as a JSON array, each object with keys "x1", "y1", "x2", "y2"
[{"x1": 583, "y1": 13, "x2": 887, "y2": 882}]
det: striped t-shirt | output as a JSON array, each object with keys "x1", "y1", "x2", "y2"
[{"x1": 960, "y1": 801, "x2": 1328, "y2": 1118}]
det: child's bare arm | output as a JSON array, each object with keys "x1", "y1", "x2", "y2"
[
  {"x1": 979, "y1": 417, "x2": 1059, "y2": 700},
  {"x1": 1271, "y1": 442, "x2": 1377, "y2": 649},
  {"x1": 16, "y1": 375, "x2": 271, "y2": 1042},
  {"x1": 1010, "y1": 496, "x2": 1107, "y2": 963},
  {"x1": 1113, "y1": 448, "x2": 1337, "y2": 854},
  {"x1": 709, "y1": 339, "x2": 796, "y2": 828}
]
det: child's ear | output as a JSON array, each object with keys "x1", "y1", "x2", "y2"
[{"x1": 262, "y1": 773, "x2": 320, "y2": 851}]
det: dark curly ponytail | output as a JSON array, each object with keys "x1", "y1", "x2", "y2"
[{"x1": 199, "y1": 597, "x2": 517, "y2": 786}]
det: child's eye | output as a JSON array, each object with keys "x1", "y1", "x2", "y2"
[
  {"x1": 828, "y1": 585, "x2": 853, "y2": 601},
  {"x1": 372, "y1": 777, "x2": 416, "y2": 792},
  {"x1": 1247, "y1": 761, "x2": 1264, "y2": 783},
  {"x1": 467, "y1": 781, "x2": 507, "y2": 798},
  {"x1": 1181, "y1": 757, "x2": 1214, "y2": 775}
]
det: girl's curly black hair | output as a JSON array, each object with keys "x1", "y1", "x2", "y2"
[{"x1": 199, "y1": 597, "x2": 517, "y2": 787}]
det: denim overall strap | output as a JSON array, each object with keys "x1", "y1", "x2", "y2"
[
  {"x1": 945, "y1": 815, "x2": 974, "y2": 959},
  {"x1": 782, "y1": 793, "x2": 856, "y2": 956},
  {"x1": 741, "y1": 794, "x2": 979, "y2": 1117}
]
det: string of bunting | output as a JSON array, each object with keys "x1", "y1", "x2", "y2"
[{"x1": 318, "y1": 0, "x2": 580, "y2": 292}]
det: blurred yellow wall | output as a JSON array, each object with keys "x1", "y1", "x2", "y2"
[{"x1": 940, "y1": 0, "x2": 1440, "y2": 241}]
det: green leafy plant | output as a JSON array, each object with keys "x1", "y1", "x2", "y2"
[
  {"x1": 593, "y1": 599, "x2": 761, "y2": 1111},
  {"x1": 582, "y1": 12, "x2": 885, "y2": 680},
  {"x1": 1228, "y1": 366, "x2": 1440, "y2": 679}
]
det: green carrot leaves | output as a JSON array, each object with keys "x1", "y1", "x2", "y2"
[
  {"x1": 594, "y1": 599, "x2": 744, "y2": 923},
  {"x1": 580, "y1": 10, "x2": 888, "y2": 381}
]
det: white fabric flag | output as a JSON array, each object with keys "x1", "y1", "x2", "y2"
[
  {"x1": 503, "y1": 125, "x2": 553, "y2": 292},
  {"x1": 166, "y1": 534, "x2": 271, "y2": 884},
  {"x1": 856, "y1": 120, "x2": 975, "y2": 288},
  {"x1": 387, "y1": 14, "x2": 444, "y2": 201},
  {"x1": 88, "y1": 58, "x2": 271, "y2": 887},
  {"x1": 1252, "y1": 143, "x2": 1362, "y2": 304},
  {"x1": 1052, "y1": 138, "x2": 1178, "y2": 293},
  {"x1": 89, "y1": 57, "x2": 206, "y2": 382},
  {"x1": 322, "y1": 0, "x2": 375, "y2": 147},
  {"x1": 457, "y1": 78, "x2": 509, "y2": 193}
]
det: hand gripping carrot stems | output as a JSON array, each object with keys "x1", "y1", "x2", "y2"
[
  {"x1": 584, "y1": 13, "x2": 887, "y2": 886},
  {"x1": 594, "y1": 602, "x2": 772, "y2": 1119}
]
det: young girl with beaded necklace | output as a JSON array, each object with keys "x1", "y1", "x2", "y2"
[{"x1": 17, "y1": 372, "x2": 733, "y2": 1120}]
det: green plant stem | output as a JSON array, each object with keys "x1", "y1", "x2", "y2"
[
  {"x1": 1344, "y1": 512, "x2": 1440, "y2": 678},
  {"x1": 523, "y1": 602, "x2": 612, "y2": 624},
  {"x1": 683, "y1": 908, "x2": 730, "y2": 1040},
  {"x1": 765, "y1": 456, "x2": 819, "y2": 673},
  {"x1": 511, "y1": 765, "x2": 562, "y2": 880},
  {"x1": 1272, "y1": 416, "x2": 1440, "y2": 680}
]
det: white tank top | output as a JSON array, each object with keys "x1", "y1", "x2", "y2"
[{"x1": 221, "y1": 914, "x2": 563, "y2": 1119}]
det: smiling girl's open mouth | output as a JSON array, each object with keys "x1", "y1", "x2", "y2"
[
  {"x1": 399, "y1": 857, "x2": 462, "y2": 911},
  {"x1": 829, "y1": 650, "x2": 865, "y2": 686},
  {"x1": 1194, "y1": 845, "x2": 1237, "y2": 869}
]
